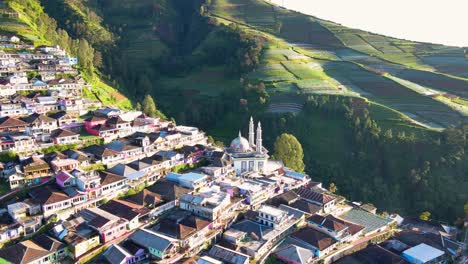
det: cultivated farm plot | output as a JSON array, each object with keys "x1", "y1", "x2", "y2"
[
  {"x1": 160, "y1": 66, "x2": 241, "y2": 96},
  {"x1": 281, "y1": 61, "x2": 327, "y2": 80},
  {"x1": 211, "y1": 0, "x2": 277, "y2": 32},
  {"x1": 396, "y1": 69, "x2": 468, "y2": 97},
  {"x1": 268, "y1": 82, "x2": 299, "y2": 94},
  {"x1": 262, "y1": 49, "x2": 308, "y2": 61},
  {"x1": 335, "y1": 49, "x2": 370, "y2": 61},
  {"x1": 247, "y1": 63, "x2": 297, "y2": 82},
  {"x1": 359, "y1": 34, "x2": 404, "y2": 54},
  {"x1": 421, "y1": 56, "x2": 468, "y2": 78},
  {"x1": 295, "y1": 47, "x2": 341, "y2": 61},
  {"x1": 278, "y1": 13, "x2": 344, "y2": 48},
  {"x1": 335, "y1": 33, "x2": 380, "y2": 54}
]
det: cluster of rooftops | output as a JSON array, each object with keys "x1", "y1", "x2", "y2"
[{"x1": 0, "y1": 37, "x2": 465, "y2": 264}]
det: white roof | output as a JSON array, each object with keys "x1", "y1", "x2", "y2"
[
  {"x1": 403, "y1": 243, "x2": 444, "y2": 262},
  {"x1": 258, "y1": 205, "x2": 285, "y2": 218},
  {"x1": 198, "y1": 256, "x2": 223, "y2": 264}
]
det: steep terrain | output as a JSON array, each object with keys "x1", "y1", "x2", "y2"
[
  {"x1": 0, "y1": 0, "x2": 132, "y2": 109},
  {"x1": 2, "y1": 0, "x2": 466, "y2": 222}
]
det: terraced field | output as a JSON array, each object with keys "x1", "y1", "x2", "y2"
[{"x1": 209, "y1": 0, "x2": 467, "y2": 129}]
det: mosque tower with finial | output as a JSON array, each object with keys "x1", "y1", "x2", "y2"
[{"x1": 227, "y1": 117, "x2": 269, "y2": 175}]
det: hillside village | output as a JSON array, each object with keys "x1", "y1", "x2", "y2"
[{"x1": 0, "y1": 36, "x2": 465, "y2": 264}]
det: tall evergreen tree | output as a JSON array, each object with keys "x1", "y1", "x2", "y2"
[
  {"x1": 274, "y1": 133, "x2": 305, "y2": 172},
  {"x1": 142, "y1": 94, "x2": 158, "y2": 117}
]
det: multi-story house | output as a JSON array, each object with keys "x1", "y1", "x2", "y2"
[
  {"x1": 295, "y1": 187, "x2": 337, "y2": 214},
  {"x1": 80, "y1": 207, "x2": 129, "y2": 243},
  {"x1": 22, "y1": 113, "x2": 58, "y2": 141},
  {"x1": 99, "y1": 172, "x2": 128, "y2": 200},
  {"x1": 80, "y1": 144, "x2": 123, "y2": 165},
  {"x1": 179, "y1": 186, "x2": 232, "y2": 223},
  {"x1": 0, "y1": 134, "x2": 36, "y2": 153},
  {"x1": 29, "y1": 185, "x2": 87, "y2": 218},
  {"x1": 49, "y1": 128, "x2": 79, "y2": 145}
]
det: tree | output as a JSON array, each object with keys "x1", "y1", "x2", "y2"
[
  {"x1": 419, "y1": 211, "x2": 431, "y2": 221},
  {"x1": 0, "y1": 151, "x2": 18, "y2": 163},
  {"x1": 329, "y1": 183, "x2": 337, "y2": 193},
  {"x1": 274, "y1": 133, "x2": 305, "y2": 172},
  {"x1": 142, "y1": 94, "x2": 159, "y2": 118}
]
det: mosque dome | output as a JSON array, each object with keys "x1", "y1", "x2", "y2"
[{"x1": 230, "y1": 132, "x2": 251, "y2": 153}]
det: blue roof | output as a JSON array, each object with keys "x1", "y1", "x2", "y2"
[
  {"x1": 284, "y1": 168, "x2": 308, "y2": 179},
  {"x1": 32, "y1": 80, "x2": 46, "y2": 86},
  {"x1": 166, "y1": 172, "x2": 182, "y2": 183},
  {"x1": 130, "y1": 229, "x2": 173, "y2": 252},
  {"x1": 166, "y1": 172, "x2": 206, "y2": 184},
  {"x1": 180, "y1": 172, "x2": 207, "y2": 183}
]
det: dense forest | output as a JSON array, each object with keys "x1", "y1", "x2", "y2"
[{"x1": 22, "y1": 0, "x2": 468, "y2": 223}]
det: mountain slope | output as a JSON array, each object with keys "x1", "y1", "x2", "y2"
[
  {"x1": 4, "y1": 0, "x2": 466, "y2": 221},
  {"x1": 0, "y1": 0, "x2": 132, "y2": 109}
]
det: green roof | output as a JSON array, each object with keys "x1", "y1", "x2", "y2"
[{"x1": 340, "y1": 208, "x2": 391, "y2": 234}]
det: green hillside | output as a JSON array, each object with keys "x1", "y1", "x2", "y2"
[
  {"x1": 0, "y1": 0, "x2": 132, "y2": 109},
  {"x1": 3, "y1": 0, "x2": 466, "y2": 222}
]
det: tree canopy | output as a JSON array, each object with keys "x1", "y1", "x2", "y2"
[
  {"x1": 142, "y1": 94, "x2": 165, "y2": 119},
  {"x1": 274, "y1": 133, "x2": 305, "y2": 173}
]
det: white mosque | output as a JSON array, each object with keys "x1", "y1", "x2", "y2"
[{"x1": 227, "y1": 117, "x2": 269, "y2": 175}]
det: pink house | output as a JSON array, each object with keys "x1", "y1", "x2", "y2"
[
  {"x1": 55, "y1": 171, "x2": 75, "y2": 188},
  {"x1": 84, "y1": 116, "x2": 107, "y2": 136}
]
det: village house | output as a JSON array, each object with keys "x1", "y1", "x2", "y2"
[
  {"x1": 72, "y1": 170, "x2": 102, "y2": 200},
  {"x1": 104, "y1": 140, "x2": 143, "y2": 161},
  {"x1": 0, "y1": 234, "x2": 67, "y2": 264},
  {"x1": 62, "y1": 149, "x2": 91, "y2": 168},
  {"x1": 207, "y1": 245, "x2": 250, "y2": 264},
  {"x1": 80, "y1": 207, "x2": 128, "y2": 243},
  {"x1": 48, "y1": 111, "x2": 80, "y2": 131},
  {"x1": 99, "y1": 200, "x2": 140, "y2": 231},
  {"x1": 0, "y1": 211, "x2": 23, "y2": 243},
  {"x1": 103, "y1": 242, "x2": 148, "y2": 264},
  {"x1": 106, "y1": 164, "x2": 148, "y2": 187},
  {"x1": 94, "y1": 107, "x2": 121, "y2": 118},
  {"x1": 289, "y1": 227, "x2": 338, "y2": 258},
  {"x1": 32, "y1": 96, "x2": 60, "y2": 114},
  {"x1": 295, "y1": 187, "x2": 338, "y2": 214},
  {"x1": 9, "y1": 156, "x2": 52, "y2": 189},
  {"x1": 145, "y1": 180, "x2": 191, "y2": 217},
  {"x1": 127, "y1": 159, "x2": 161, "y2": 183},
  {"x1": 128, "y1": 228, "x2": 177, "y2": 260},
  {"x1": 49, "y1": 128, "x2": 79, "y2": 145},
  {"x1": 176, "y1": 144, "x2": 206, "y2": 165},
  {"x1": 166, "y1": 172, "x2": 209, "y2": 190},
  {"x1": 222, "y1": 205, "x2": 298, "y2": 260},
  {"x1": 106, "y1": 116, "x2": 132, "y2": 137},
  {"x1": 0, "y1": 116, "x2": 27, "y2": 132},
  {"x1": 149, "y1": 210, "x2": 213, "y2": 251},
  {"x1": 50, "y1": 156, "x2": 80, "y2": 173},
  {"x1": 0, "y1": 133, "x2": 36, "y2": 153},
  {"x1": 306, "y1": 214, "x2": 352, "y2": 242},
  {"x1": 80, "y1": 144, "x2": 123, "y2": 165},
  {"x1": 273, "y1": 243, "x2": 315, "y2": 264},
  {"x1": 22, "y1": 112, "x2": 58, "y2": 141},
  {"x1": 29, "y1": 184, "x2": 87, "y2": 218},
  {"x1": 179, "y1": 185, "x2": 232, "y2": 223},
  {"x1": 52, "y1": 217, "x2": 100, "y2": 259},
  {"x1": 154, "y1": 150, "x2": 185, "y2": 166},
  {"x1": 99, "y1": 172, "x2": 128, "y2": 200}
]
